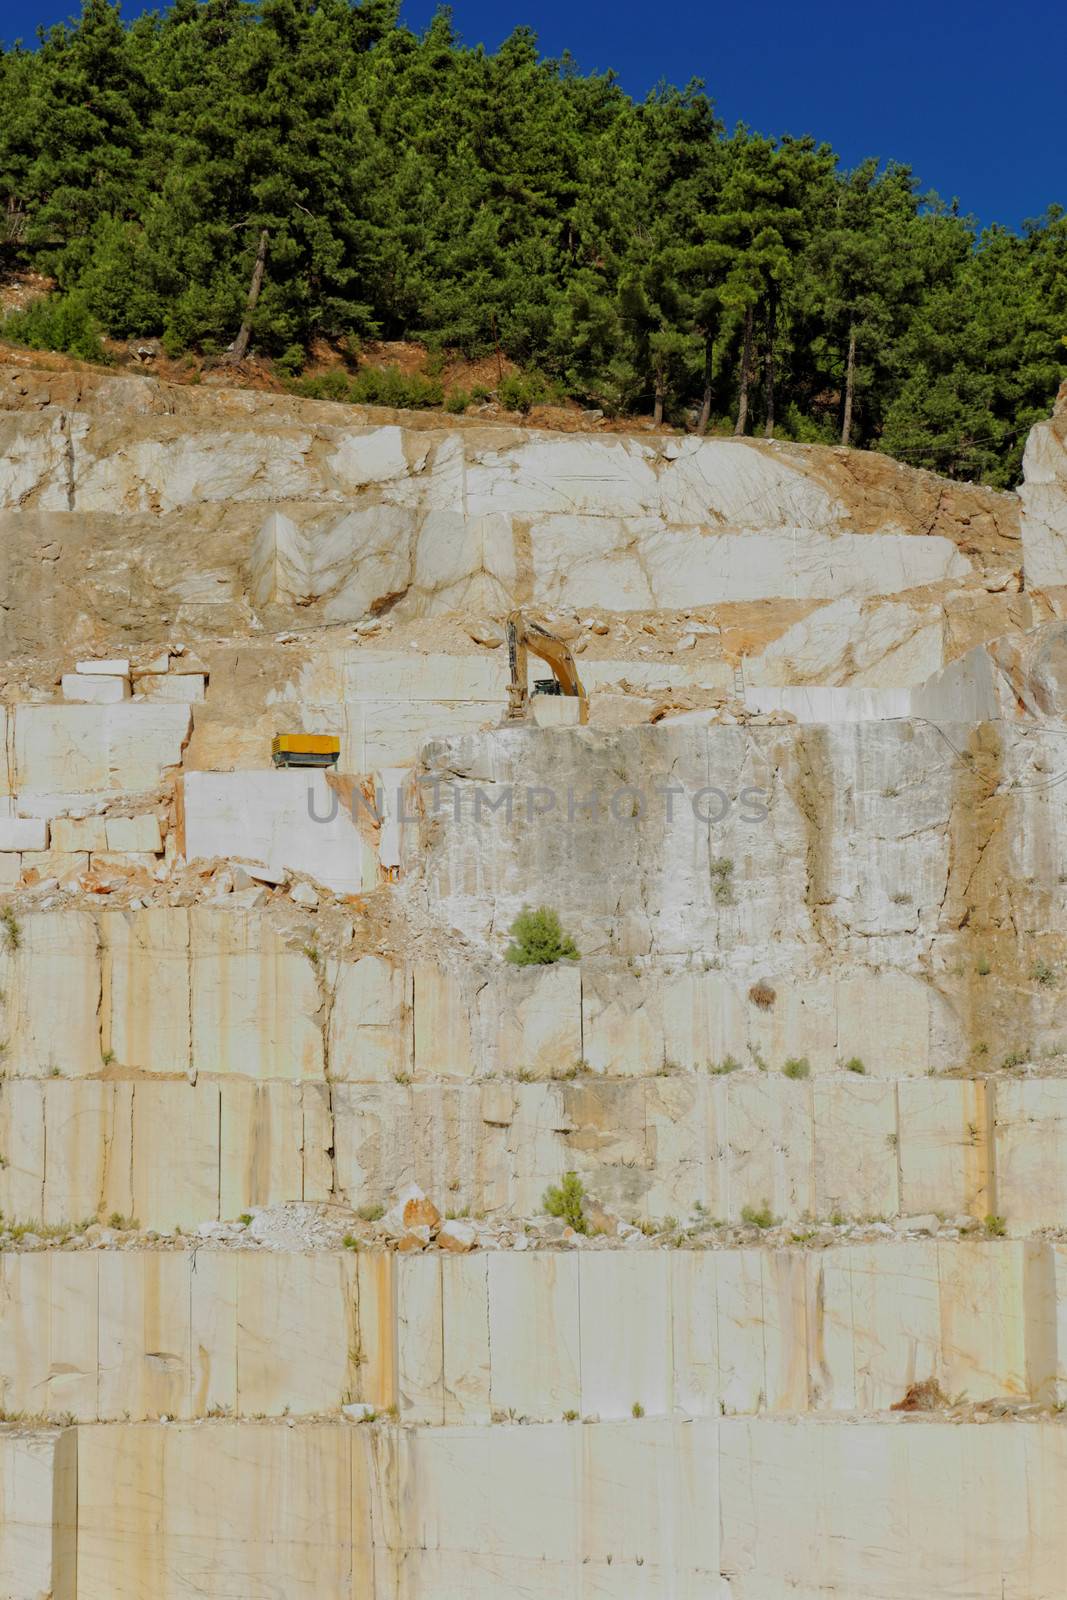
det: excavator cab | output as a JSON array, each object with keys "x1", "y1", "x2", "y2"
[{"x1": 505, "y1": 611, "x2": 589, "y2": 724}]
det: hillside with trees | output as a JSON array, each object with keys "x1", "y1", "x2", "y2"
[{"x1": 0, "y1": 0, "x2": 1064, "y2": 485}]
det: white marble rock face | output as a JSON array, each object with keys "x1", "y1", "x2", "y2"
[{"x1": 1, "y1": 370, "x2": 1066, "y2": 1600}]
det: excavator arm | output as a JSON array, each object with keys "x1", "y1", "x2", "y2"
[{"x1": 505, "y1": 610, "x2": 588, "y2": 723}]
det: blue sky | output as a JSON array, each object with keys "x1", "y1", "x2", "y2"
[{"x1": 4, "y1": 0, "x2": 1064, "y2": 229}]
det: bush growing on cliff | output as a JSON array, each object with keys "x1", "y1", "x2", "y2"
[
  {"x1": 741, "y1": 1201, "x2": 778, "y2": 1229},
  {"x1": 542, "y1": 1171, "x2": 587, "y2": 1233},
  {"x1": 710, "y1": 857, "x2": 735, "y2": 905},
  {"x1": 498, "y1": 370, "x2": 556, "y2": 413},
  {"x1": 291, "y1": 366, "x2": 444, "y2": 409},
  {"x1": 505, "y1": 907, "x2": 580, "y2": 966},
  {"x1": 0, "y1": 909, "x2": 20, "y2": 952},
  {"x1": 1, "y1": 293, "x2": 110, "y2": 365}
]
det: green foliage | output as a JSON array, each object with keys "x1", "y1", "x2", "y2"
[
  {"x1": 985, "y1": 1214, "x2": 1007, "y2": 1237},
  {"x1": 0, "y1": 909, "x2": 20, "y2": 952},
  {"x1": 542, "y1": 1170, "x2": 587, "y2": 1232},
  {"x1": 741, "y1": 1201, "x2": 778, "y2": 1229},
  {"x1": 0, "y1": 1, "x2": 1061, "y2": 479},
  {"x1": 782, "y1": 1056, "x2": 811, "y2": 1080},
  {"x1": 709, "y1": 857, "x2": 734, "y2": 905},
  {"x1": 843, "y1": 1057, "x2": 866, "y2": 1074},
  {"x1": 1, "y1": 292, "x2": 110, "y2": 363},
  {"x1": 498, "y1": 369, "x2": 555, "y2": 412},
  {"x1": 505, "y1": 906, "x2": 580, "y2": 967},
  {"x1": 291, "y1": 366, "x2": 444, "y2": 409}
]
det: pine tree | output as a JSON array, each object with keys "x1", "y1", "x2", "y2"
[
  {"x1": 21, "y1": 0, "x2": 152, "y2": 279},
  {"x1": 0, "y1": 0, "x2": 1061, "y2": 482}
]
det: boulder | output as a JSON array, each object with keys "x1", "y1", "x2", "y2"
[
  {"x1": 381, "y1": 1183, "x2": 441, "y2": 1239},
  {"x1": 437, "y1": 1218, "x2": 477, "y2": 1253}
]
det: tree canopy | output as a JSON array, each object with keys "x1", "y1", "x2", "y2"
[{"x1": 1, "y1": 0, "x2": 1063, "y2": 485}]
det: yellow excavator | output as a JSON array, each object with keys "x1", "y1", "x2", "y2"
[{"x1": 505, "y1": 610, "x2": 588, "y2": 724}]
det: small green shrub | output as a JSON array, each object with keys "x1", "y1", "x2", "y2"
[
  {"x1": 975, "y1": 954, "x2": 991, "y2": 976},
  {"x1": 355, "y1": 365, "x2": 444, "y2": 408},
  {"x1": 542, "y1": 1171, "x2": 587, "y2": 1233},
  {"x1": 985, "y1": 1213, "x2": 1007, "y2": 1237},
  {"x1": 292, "y1": 367, "x2": 352, "y2": 401},
  {"x1": 782, "y1": 1056, "x2": 810, "y2": 1080},
  {"x1": 1, "y1": 291, "x2": 111, "y2": 364},
  {"x1": 356, "y1": 1203, "x2": 384, "y2": 1223},
  {"x1": 0, "y1": 909, "x2": 21, "y2": 952},
  {"x1": 505, "y1": 906, "x2": 580, "y2": 967},
  {"x1": 843, "y1": 1057, "x2": 866, "y2": 1074},
  {"x1": 274, "y1": 344, "x2": 305, "y2": 377},
  {"x1": 551, "y1": 1058, "x2": 592, "y2": 1081},
  {"x1": 710, "y1": 857, "x2": 734, "y2": 905},
  {"x1": 1030, "y1": 960, "x2": 1057, "y2": 987},
  {"x1": 291, "y1": 365, "x2": 444, "y2": 410},
  {"x1": 562, "y1": 1408, "x2": 579, "y2": 1422},
  {"x1": 498, "y1": 369, "x2": 553, "y2": 413},
  {"x1": 740, "y1": 1201, "x2": 778, "y2": 1229},
  {"x1": 709, "y1": 1054, "x2": 741, "y2": 1075},
  {"x1": 631, "y1": 1400, "x2": 644, "y2": 1418},
  {"x1": 444, "y1": 386, "x2": 471, "y2": 414}
]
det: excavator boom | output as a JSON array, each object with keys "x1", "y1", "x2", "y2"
[{"x1": 505, "y1": 610, "x2": 588, "y2": 723}]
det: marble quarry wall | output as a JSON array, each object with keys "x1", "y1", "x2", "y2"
[{"x1": 0, "y1": 365, "x2": 1066, "y2": 1596}]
